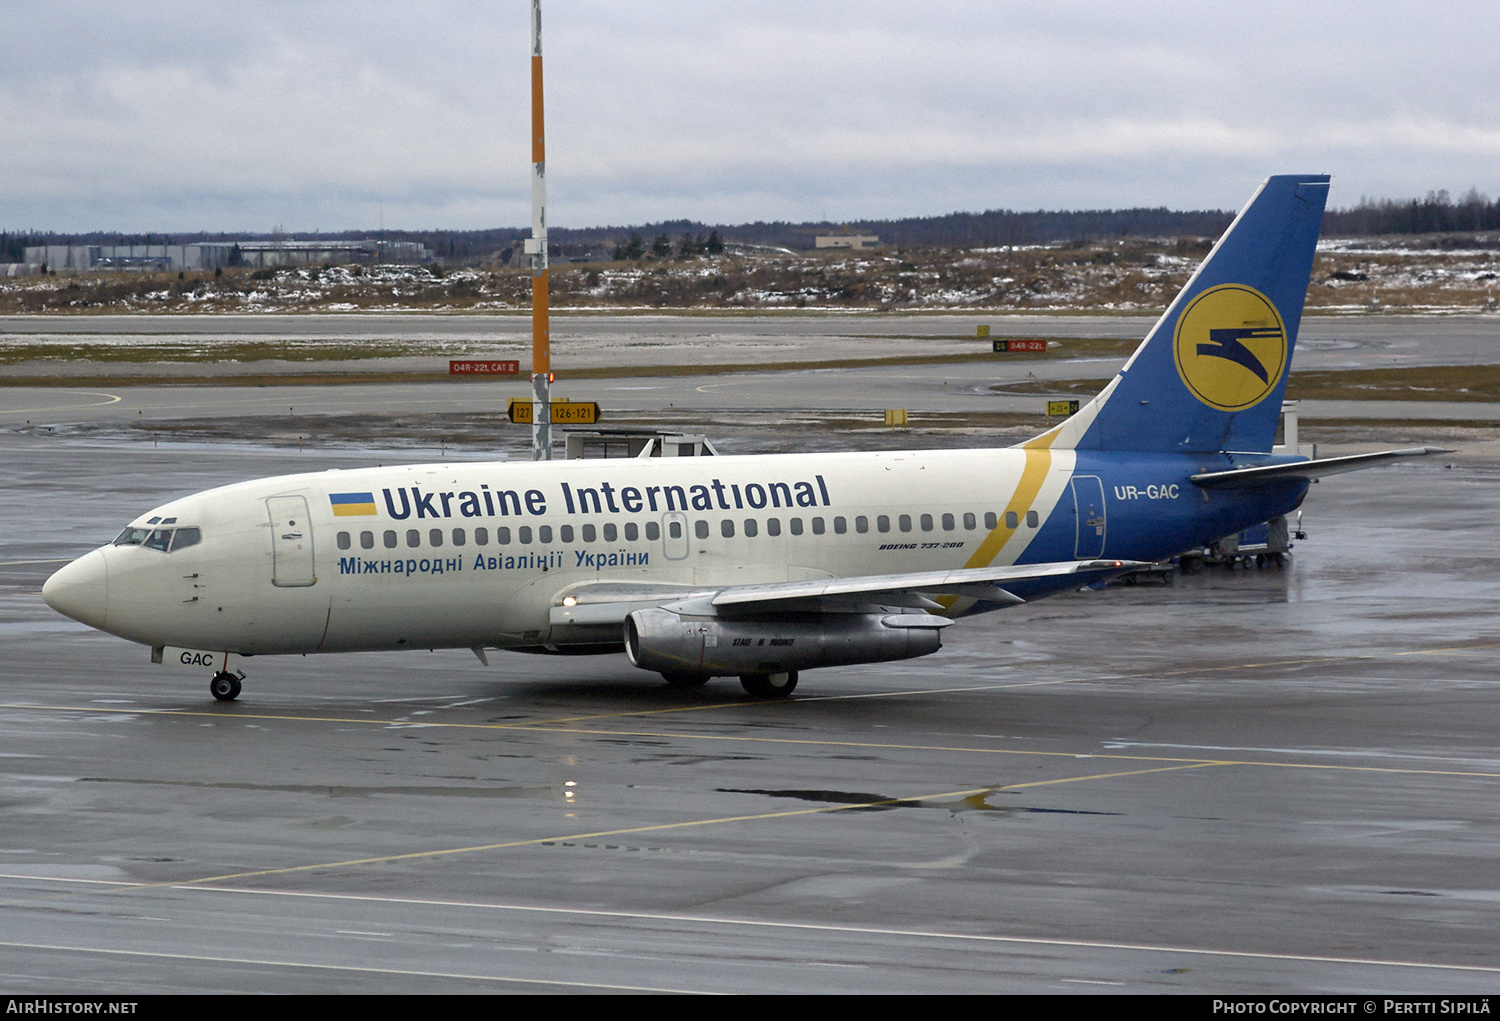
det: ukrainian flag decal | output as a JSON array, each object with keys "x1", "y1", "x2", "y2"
[
  {"x1": 330, "y1": 492, "x2": 378, "y2": 517},
  {"x1": 1173, "y1": 284, "x2": 1288, "y2": 412}
]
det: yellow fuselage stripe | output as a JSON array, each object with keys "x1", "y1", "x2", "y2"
[
  {"x1": 935, "y1": 433, "x2": 1060, "y2": 612},
  {"x1": 962, "y1": 432, "x2": 1059, "y2": 572}
]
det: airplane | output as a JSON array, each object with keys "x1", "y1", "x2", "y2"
[{"x1": 42, "y1": 174, "x2": 1445, "y2": 702}]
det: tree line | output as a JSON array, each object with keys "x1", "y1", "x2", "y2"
[
  {"x1": 1323, "y1": 189, "x2": 1500, "y2": 236},
  {"x1": 5, "y1": 190, "x2": 1497, "y2": 264}
]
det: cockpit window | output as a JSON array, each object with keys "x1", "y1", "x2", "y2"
[
  {"x1": 114, "y1": 525, "x2": 201, "y2": 552},
  {"x1": 169, "y1": 527, "x2": 202, "y2": 552}
]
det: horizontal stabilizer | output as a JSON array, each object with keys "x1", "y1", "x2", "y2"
[{"x1": 1190, "y1": 447, "x2": 1453, "y2": 489}]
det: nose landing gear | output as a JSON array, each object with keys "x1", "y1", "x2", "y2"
[{"x1": 210, "y1": 671, "x2": 243, "y2": 702}]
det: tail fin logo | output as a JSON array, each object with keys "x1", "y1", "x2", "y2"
[{"x1": 1173, "y1": 284, "x2": 1287, "y2": 412}]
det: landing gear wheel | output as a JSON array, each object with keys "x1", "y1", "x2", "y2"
[
  {"x1": 661, "y1": 672, "x2": 711, "y2": 689},
  {"x1": 210, "y1": 672, "x2": 241, "y2": 702},
  {"x1": 740, "y1": 671, "x2": 798, "y2": 699}
]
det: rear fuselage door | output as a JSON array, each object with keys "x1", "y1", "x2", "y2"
[
  {"x1": 267, "y1": 495, "x2": 317, "y2": 587},
  {"x1": 1071, "y1": 475, "x2": 1106, "y2": 559}
]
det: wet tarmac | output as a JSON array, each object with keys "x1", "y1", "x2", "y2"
[{"x1": 2, "y1": 420, "x2": 1498, "y2": 992}]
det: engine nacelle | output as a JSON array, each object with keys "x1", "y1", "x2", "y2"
[{"x1": 624, "y1": 607, "x2": 948, "y2": 678}]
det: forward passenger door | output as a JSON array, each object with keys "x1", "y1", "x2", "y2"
[{"x1": 267, "y1": 495, "x2": 317, "y2": 587}]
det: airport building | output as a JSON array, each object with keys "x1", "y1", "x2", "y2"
[
  {"x1": 814, "y1": 233, "x2": 880, "y2": 250},
  {"x1": 22, "y1": 239, "x2": 433, "y2": 273}
]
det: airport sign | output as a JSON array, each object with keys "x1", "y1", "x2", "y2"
[
  {"x1": 993, "y1": 339, "x2": 1048, "y2": 353},
  {"x1": 451, "y1": 359, "x2": 521, "y2": 375},
  {"x1": 508, "y1": 398, "x2": 601, "y2": 425}
]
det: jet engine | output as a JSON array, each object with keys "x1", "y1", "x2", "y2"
[{"x1": 624, "y1": 606, "x2": 950, "y2": 679}]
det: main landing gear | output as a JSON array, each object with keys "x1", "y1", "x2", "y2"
[
  {"x1": 740, "y1": 671, "x2": 798, "y2": 699},
  {"x1": 210, "y1": 671, "x2": 243, "y2": 702},
  {"x1": 658, "y1": 671, "x2": 800, "y2": 698}
]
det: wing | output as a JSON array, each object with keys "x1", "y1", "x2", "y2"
[
  {"x1": 1191, "y1": 447, "x2": 1452, "y2": 489},
  {"x1": 548, "y1": 559, "x2": 1147, "y2": 627}
]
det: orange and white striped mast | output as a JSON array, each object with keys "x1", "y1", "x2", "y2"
[{"x1": 526, "y1": 0, "x2": 552, "y2": 459}]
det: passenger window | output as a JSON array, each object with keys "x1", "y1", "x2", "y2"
[
  {"x1": 812, "y1": 517, "x2": 825, "y2": 535},
  {"x1": 898, "y1": 515, "x2": 912, "y2": 532},
  {"x1": 429, "y1": 529, "x2": 444, "y2": 548},
  {"x1": 790, "y1": 518, "x2": 804, "y2": 536},
  {"x1": 1005, "y1": 511, "x2": 1018, "y2": 529},
  {"x1": 560, "y1": 525, "x2": 574, "y2": 542},
  {"x1": 1027, "y1": 510, "x2": 1039, "y2": 527},
  {"x1": 519, "y1": 526, "x2": 533, "y2": 544},
  {"x1": 497, "y1": 526, "x2": 512, "y2": 544},
  {"x1": 834, "y1": 516, "x2": 846, "y2": 534},
  {"x1": 767, "y1": 517, "x2": 781, "y2": 536},
  {"x1": 582, "y1": 523, "x2": 597, "y2": 542},
  {"x1": 475, "y1": 527, "x2": 489, "y2": 545},
  {"x1": 384, "y1": 530, "x2": 398, "y2": 549},
  {"x1": 942, "y1": 513, "x2": 954, "y2": 531},
  {"x1": 855, "y1": 515, "x2": 868, "y2": 534},
  {"x1": 721, "y1": 519, "x2": 735, "y2": 538},
  {"x1": 603, "y1": 523, "x2": 617, "y2": 542},
  {"x1": 625, "y1": 522, "x2": 639, "y2": 541},
  {"x1": 538, "y1": 525, "x2": 553, "y2": 543},
  {"x1": 963, "y1": 512, "x2": 976, "y2": 530},
  {"x1": 407, "y1": 529, "x2": 420, "y2": 548},
  {"x1": 360, "y1": 530, "x2": 374, "y2": 549},
  {"x1": 920, "y1": 514, "x2": 933, "y2": 531},
  {"x1": 337, "y1": 531, "x2": 352, "y2": 551},
  {"x1": 452, "y1": 528, "x2": 466, "y2": 547},
  {"x1": 144, "y1": 529, "x2": 172, "y2": 552},
  {"x1": 984, "y1": 512, "x2": 998, "y2": 529},
  {"x1": 877, "y1": 515, "x2": 890, "y2": 533},
  {"x1": 646, "y1": 521, "x2": 661, "y2": 541},
  {"x1": 744, "y1": 518, "x2": 758, "y2": 538},
  {"x1": 695, "y1": 520, "x2": 709, "y2": 539},
  {"x1": 169, "y1": 527, "x2": 201, "y2": 552}
]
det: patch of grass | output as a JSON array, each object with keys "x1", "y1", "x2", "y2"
[
  {"x1": 1286, "y1": 365, "x2": 1500, "y2": 402},
  {"x1": 0, "y1": 340, "x2": 443, "y2": 365},
  {"x1": 3, "y1": 350, "x2": 1058, "y2": 388},
  {"x1": 989, "y1": 365, "x2": 1500, "y2": 403},
  {"x1": 5, "y1": 239, "x2": 1491, "y2": 314}
]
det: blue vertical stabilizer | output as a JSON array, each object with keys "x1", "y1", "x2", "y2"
[{"x1": 1051, "y1": 175, "x2": 1329, "y2": 454}]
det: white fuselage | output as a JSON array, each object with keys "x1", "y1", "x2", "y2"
[{"x1": 54, "y1": 445, "x2": 1099, "y2": 656}]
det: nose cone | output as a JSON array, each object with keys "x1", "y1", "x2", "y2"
[{"x1": 43, "y1": 549, "x2": 109, "y2": 630}]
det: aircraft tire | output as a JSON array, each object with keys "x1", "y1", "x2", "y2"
[
  {"x1": 661, "y1": 672, "x2": 711, "y2": 689},
  {"x1": 210, "y1": 672, "x2": 241, "y2": 702},
  {"x1": 740, "y1": 671, "x2": 798, "y2": 699}
]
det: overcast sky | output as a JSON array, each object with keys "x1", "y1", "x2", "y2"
[{"x1": 3, "y1": 1, "x2": 1497, "y2": 233}]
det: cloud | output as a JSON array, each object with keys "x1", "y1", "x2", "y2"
[{"x1": 2, "y1": 1, "x2": 1497, "y2": 231}]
